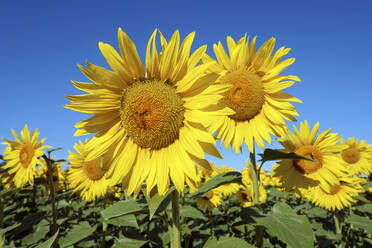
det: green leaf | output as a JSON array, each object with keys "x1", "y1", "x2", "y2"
[
  {"x1": 253, "y1": 202, "x2": 315, "y2": 248},
  {"x1": 22, "y1": 220, "x2": 49, "y2": 245},
  {"x1": 259, "y1": 149, "x2": 316, "y2": 164},
  {"x1": 58, "y1": 222, "x2": 97, "y2": 247},
  {"x1": 203, "y1": 237, "x2": 254, "y2": 248},
  {"x1": 355, "y1": 203, "x2": 372, "y2": 214},
  {"x1": 113, "y1": 237, "x2": 148, "y2": 248},
  {"x1": 191, "y1": 172, "x2": 242, "y2": 197},
  {"x1": 145, "y1": 186, "x2": 175, "y2": 220},
  {"x1": 101, "y1": 199, "x2": 148, "y2": 220},
  {"x1": 0, "y1": 223, "x2": 21, "y2": 235},
  {"x1": 362, "y1": 181, "x2": 372, "y2": 190},
  {"x1": 305, "y1": 207, "x2": 328, "y2": 219},
  {"x1": 35, "y1": 229, "x2": 59, "y2": 248},
  {"x1": 105, "y1": 214, "x2": 139, "y2": 228},
  {"x1": 346, "y1": 213, "x2": 372, "y2": 233},
  {"x1": 180, "y1": 205, "x2": 206, "y2": 220}
]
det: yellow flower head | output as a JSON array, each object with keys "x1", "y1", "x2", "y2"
[
  {"x1": 203, "y1": 35, "x2": 301, "y2": 153},
  {"x1": 272, "y1": 121, "x2": 349, "y2": 193},
  {"x1": 2, "y1": 125, "x2": 50, "y2": 188},
  {"x1": 195, "y1": 190, "x2": 223, "y2": 211},
  {"x1": 67, "y1": 139, "x2": 113, "y2": 202},
  {"x1": 340, "y1": 137, "x2": 372, "y2": 176},
  {"x1": 302, "y1": 176, "x2": 364, "y2": 211},
  {"x1": 65, "y1": 28, "x2": 233, "y2": 197}
]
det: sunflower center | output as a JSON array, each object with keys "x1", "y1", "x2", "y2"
[
  {"x1": 120, "y1": 80, "x2": 185, "y2": 150},
  {"x1": 83, "y1": 161, "x2": 105, "y2": 181},
  {"x1": 241, "y1": 191, "x2": 252, "y2": 202},
  {"x1": 219, "y1": 70, "x2": 265, "y2": 122},
  {"x1": 19, "y1": 146, "x2": 34, "y2": 167},
  {"x1": 293, "y1": 145, "x2": 323, "y2": 174},
  {"x1": 329, "y1": 184, "x2": 341, "y2": 195},
  {"x1": 341, "y1": 147, "x2": 360, "y2": 164}
]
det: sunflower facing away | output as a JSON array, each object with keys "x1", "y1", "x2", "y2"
[
  {"x1": 1, "y1": 125, "x2": 50, "y2": 188},
  {"x1": 65, "y1": 28, "x2": 233, "y2": 197},
  {"x1": 303, "y1": 176, "x2": 364, "y2": 211},
  {"x1": 272, "y1": 121, "x2": 349, "y2": 193},
  {"x1": 37, "y1": 156, "x2": 66, "y2": 193},
  {"x1": 340, "y1": 137, "x2": 372, "y2": 176},
  {"x1": 203, "y1": 35, "x2": 301, "y2": 153},
  {"x1": 67, "y1": 139, "x2": 113, "y2": 202}
]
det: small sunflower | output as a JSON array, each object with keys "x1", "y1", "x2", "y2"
[
  {"x1": 215, "y1": 165, "x2": 241, "y2": 196},
  {"x1": 1, "y1": 125, "x2": 50, "y2": 188},
  {"x1": 272, "y1": 121, "x2": 348, "y2": 193},
  {"x1": 195, "y1": 190, "x2": 223, "y2": 211},
  {"x1": 37, "y1": 156, "x2": 66, "y2": 192},
  {"x1": 65, "y1": 28, "x2": 233, "y2": 197},
  {"x1": 340, "y1": 137, "x2": 372, "y2": 176},
  {"x1": 203, "y1": 35, "x2": 301, "y2": 153},
  {"x1": 67, "y1": 139, "x2": 113, "y2": 202},
  {"x1": 236, "y1": 190, "x2": 253, "y2": 208},
  {"x1": 303, "y1": 176, "x2": 364, "y2": 211}
]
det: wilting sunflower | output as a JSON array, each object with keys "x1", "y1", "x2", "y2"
[
  {"x1": 67, "y1": 139, "x2": 113, "y2": 202},
  {"x1": 203, "y1": 35, "x2": 301, "y2": 153},
  {"x1": 37, "y1": 156, "x2": 66, "y2": 192},
  {"x1": 1, "y1": 125, "x2": 50, "y2": 188},
  {"x1": 340, "y1": 137, "x2": 372, "y2": 176},
  {"x1": 272, "y1": 121, "x2": 348, "y2": 193},
  {"x1": 65, "y1": 28, "x2": 233, "y2": 196},
  {"x1": 303, "y1": 176, "x2": 364, "y2": 211}
]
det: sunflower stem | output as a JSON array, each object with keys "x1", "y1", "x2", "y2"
[
  {"x1": 0, "y1": 191, "x2": 3, "y2": 228},
  {"x1": 250, "y1": 147, "x2": 263, "y2": 248},
  {"x1": 249, "y1": 149, "x2": 259, "y2": 205},
  {"x1": 170, "y1": 190, "x2": 181, "y2": 248},
  {"x1": 334, "y1": 211, "x2": 341, "y2": 234},
  {"x1": 43, "y1": 155, "x2": 57, "y2": 237}
]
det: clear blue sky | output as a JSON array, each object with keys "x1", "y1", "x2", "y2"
[{"x1": 1, "y1": 0, "x2": 371, "y2": 172}]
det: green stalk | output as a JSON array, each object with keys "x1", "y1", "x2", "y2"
[
  {"x1": 250, "y1": 146, "x2": 263, "y2": 248},
  {"x1": 170, "y1": 190, "x2": 181, "y2": 248},
  {"x1": 43, "y1": 155, "x2": 57, "y2": 235},
  {"x1": 333, "y1": 212, "x2": 341, "y2": 234},
  {"x1": 249, "y1": 149, "x2": 259, "y2": 205},
  {"x1": 0, "y1": 192, "x2": 3, "y2": 228}
]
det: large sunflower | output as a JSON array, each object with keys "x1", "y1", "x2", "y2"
[
  {"x1": 203, "y1": 36, "x2": 301, "y2": 153},
  {"x1": 65, "y1": 28, "x2": 233, "y2": 197},
  {"x1": 1, "y1": 125, "x2": 50, "y2": 188},
  {"x1": 303, "y1": 176, "x2": 364, "y2": 211},
  {"x1": 272, "y1": 121, "x2": 348, "y2": 193},
  {"x1": 340, "y1": 137, "x2": 372, "y2": 176},
  {"x1": 67, "y1": 139, "x2": 113, "y2": 202}
]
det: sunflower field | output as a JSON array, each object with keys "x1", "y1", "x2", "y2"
[{"x1": 1, "y1": 28, "x2": 372, "y2": 248}]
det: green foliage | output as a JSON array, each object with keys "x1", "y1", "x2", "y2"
[
  {"x1": 253, "y1": 202, "x2": 315, "y2": 248},
  {"x1": 0, "y1": 182, "x2": 371, "y2": 247},
  {"x1": 191, "y1": 172, "x2": 242, "y2": 197}
]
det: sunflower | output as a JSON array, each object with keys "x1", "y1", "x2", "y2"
[
  {"x1": 65, "y1": 28, "x2": 233, "y2": 197},
  {"x1": 1, "y1": 125, "x2": 50, "y2": 188},
  {"x1": 215, "y1": 165, "x2": 241, "y2": 196},
  {"x1": 37, "y1": 156, "x2": 66, "y2": 192},
  {"x1": 203, "y1": 35, "x2": 301, "y2": 153},
  {"x1": 195, "y1": 190, "x2": 223, "y2": 211},
  {"x1": 272, "y1": 121, "x2": 349, "y2": 193},
  {"x1": 303, "y1": 176, "x2": 364, "y2": 211},
  {"x1": 67, "y1": 139, "x2": 113, "y2": 202},
  {"x1": 340, "y1": 137, "x2": 372, "y2": 176}
]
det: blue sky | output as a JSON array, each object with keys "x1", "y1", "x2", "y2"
[{"x1": 1, "y1": 0, "x2": 371, "y2": 172}]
